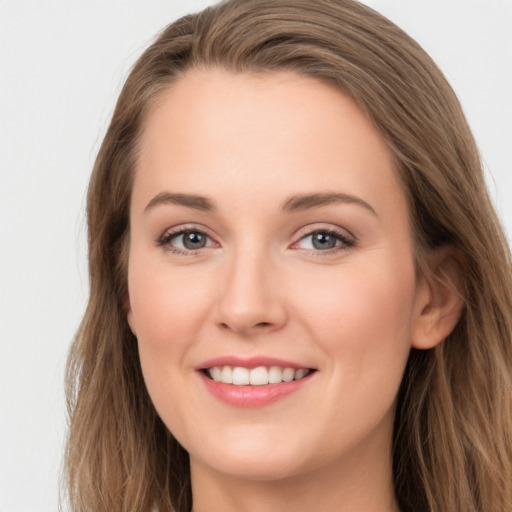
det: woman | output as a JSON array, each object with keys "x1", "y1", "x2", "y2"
[{"x1": 64, "y1": 1, "x2": 512, "y2": 511}]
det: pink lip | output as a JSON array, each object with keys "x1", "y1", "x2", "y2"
[
  {"x1": 196, "y1": 356, "x2": 311, "y2": 370},
  {"x1": 198, "y1": 371, "x2": 314, "y2": 408}
]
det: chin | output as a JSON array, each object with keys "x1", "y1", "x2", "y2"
[
  {"x1": 204, "y1": 453, "x2": 311, "y2": 482},
  {"x1": 188, "y1": 429, "x2": 314, "y2": 482}
]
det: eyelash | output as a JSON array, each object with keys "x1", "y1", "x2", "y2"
[
  {"x1": 157, "y1": 226, "x2": 217, "y2": 256},
  {"x1": 291, "y1": 228, "x2": 355, "y2": 255},
  {"x1": 156, "y1": 226, "x2": 356, "y2": 256}
]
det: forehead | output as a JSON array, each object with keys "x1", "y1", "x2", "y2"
[{"x1": 133, "y1": 68, "x2": 407, "y2": 225}]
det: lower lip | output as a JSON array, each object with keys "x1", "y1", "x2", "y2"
[{"x1": 199, "y1": 372, "x2": 313, "y2": 408}]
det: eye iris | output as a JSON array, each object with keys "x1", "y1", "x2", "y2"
[
  {"x1": 183, "y1": 231, "x2": 206, "y2": 249},
  {"x1": 312, "y1": 232, "x2": 337, "y2": 250}
]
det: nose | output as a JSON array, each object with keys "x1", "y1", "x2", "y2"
[{"x1": 214, "y1": 248, "x2": 288, "y2": 337}]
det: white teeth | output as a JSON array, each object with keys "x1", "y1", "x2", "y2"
[
  {"x1": 294, "y1": 368, "x2": 309, "y2": 380},
  {"x1": 268, "y1": 366, "x2": 283, "y2": 384},
  {"x1": 282, "y1": 367, "x2": 295, "y2": 382},
  {"x1": 249, "y1": 366, "x2": 269, "y2": 385},
  {"x1": 207, "y1": 365, "x2": 312, "y2": 385},
  {"x1": 221, "y1": 366, "x2": 233, "y2": 384},
  {"x1": 212, "y1": 367, "x2": 221, "y2": 382},
  {"x1": 232, "y1": 367, "x2": 250, "y2": 385}
]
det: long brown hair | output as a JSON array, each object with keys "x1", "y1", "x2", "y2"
[{"x1": 64, "y1": 1, "x2": 512, "y2": 510}]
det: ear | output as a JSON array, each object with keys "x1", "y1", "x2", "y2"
[{"x1": 411, "y1": 247, "x2": 465, "y2": 350}]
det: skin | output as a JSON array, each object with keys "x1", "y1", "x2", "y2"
[{"x1": 127, "y1": 69, "x2": 460, "y2": 512}]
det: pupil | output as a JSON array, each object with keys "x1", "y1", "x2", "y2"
[
  {"x1": 183, "y1": 231, "x2": 206, "y2": 249},
  {"x1": 312, "y1": 232, "x2": 336, "y2": 250}
]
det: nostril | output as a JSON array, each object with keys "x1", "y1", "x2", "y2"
[{"x1": 219, "y1": 320, "x2": 274, "y2": 334}]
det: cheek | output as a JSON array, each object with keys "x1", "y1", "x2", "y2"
[
  {"x1": 126, "y1": 254, "x2": 217, "y2": 410},
  {"x1": 295, "y1": 255, "x2": 416, "y2": 369},
  {"x1": 127, "y1": 253, "x2": 217, "y2": 425},
  {"x1": 288, "y1": 256, "x2": 417, "y2": 450},
  {"x1": 128, "y1": 256, "x2": 213, "y2": 347}
]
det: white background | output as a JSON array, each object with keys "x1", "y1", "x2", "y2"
[{"x1": 1, "y1": 1, "x2": 511, "y2": 510}]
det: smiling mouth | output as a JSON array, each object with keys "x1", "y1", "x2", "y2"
[{"x1": 203, "y1": 366, "x2": 316, "y2": 386}]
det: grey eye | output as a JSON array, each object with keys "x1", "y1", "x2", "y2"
[
  {"x1": 180, "y1": 231, "x2": 208, "y2": 250},
  {"x1": 159, "y1": 227, "x2": 217, "y2": 253},
  {"x1": 311, "y1": 232, "x2": 338, "y2": 250},
  {"x1": 294, "y1": 228, "x2": 354, "y2": 252}
]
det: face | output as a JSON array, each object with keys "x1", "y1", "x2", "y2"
[{"x1": 127, "y1": 69, "x2": 427, "y2": 482}]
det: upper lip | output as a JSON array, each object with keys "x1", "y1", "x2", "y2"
[{"x1": 196, "y1": 356, "x2": 315, "y2": 370}]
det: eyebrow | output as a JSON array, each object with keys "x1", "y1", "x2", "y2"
[
  {"x1": 144, "y1": 192, "x2": 216, "y2": 213},
  {"x1": 144, "y1": 191, "x2": 376, "y2": 216},
  {"x1": 282, "y1": 192, "x2": 377, "y2": 215}
]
